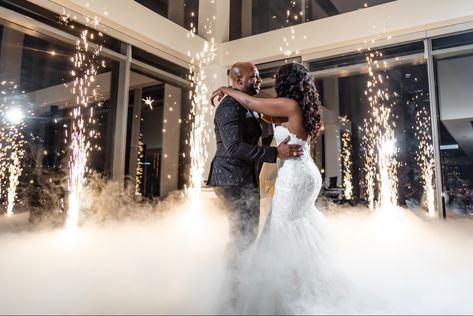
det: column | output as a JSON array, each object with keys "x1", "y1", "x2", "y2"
[
  {"x1": 111, "y1": 44, "x2": 131, "y2": 181},
  {"x1": 322, "y1": 77, "x2": 342, "y2": 187},
  {"x1": 160, "y1": 84, "x2": 182, "y2": 196},
  {"x1": 425, "y1": 39, "x2": 446, "y2": 219}
]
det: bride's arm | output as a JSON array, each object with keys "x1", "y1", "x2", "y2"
[
  {"x1": 211, "y1": 86, "x2": 298, "y2": 118},
  {"x1": 261, "y1": 114, "x2": 288, "y2": 124}
]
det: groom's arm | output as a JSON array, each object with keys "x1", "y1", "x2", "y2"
[
  {"x1": 216, "y1": 100, "x2": 278, "y2": 163},
  {"x1": 260, "y1": 119, "x2": 274, "y2": 147}
]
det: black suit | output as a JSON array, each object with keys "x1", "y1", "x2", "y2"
[
  {"x1": 207, "y1": 96, "x2": 277, "y2": 288},
  {"x1": 207, "y1": 96, "x2": 277, "y2": 186}
]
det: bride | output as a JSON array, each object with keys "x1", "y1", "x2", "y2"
[{"x1": 211, "y1": 62, "x2": 345, "y2": 314}]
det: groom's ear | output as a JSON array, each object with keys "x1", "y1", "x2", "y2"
[{"x1": 236, "y1": 76, "x2": 244, "y2": 87}]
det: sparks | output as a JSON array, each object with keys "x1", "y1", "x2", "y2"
[
  {"x1": 59, "y1": 8, "x2": 71, "y2": 25},
  {"x1": 415, "y1": 107, "x2": 436, "y2": 217},
  {"x1": 340, "y1": 116, "x2": 353, "y2": 201},
  {"x1": 187, "y1": 22, "x2": 217, "y2": 192},
  {"x1": 66, "y1": 25, "x2": 103, "y2": 228},
  {"x1": 278, "y1": 0, "x2": 302, "y2": 59},
  {"x1": 0, "y1": 81, "x2": 26, "y2": 216},
  {"x1": 361, "y1": 51, "x2": 399, "y2": 211}
]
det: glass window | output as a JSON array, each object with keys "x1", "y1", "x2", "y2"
[
  {"x1": 256, "y1": 57, "x2": 302, "y2": 83},
  {"x1": 125, "y1": 70, "x2": 188, "y2": 198},
  {"x1": 432, "y1": 31, "x2": 473, "y2": 51},
  {"x1": 132, "y1": 46, "x2": 189, "y2": 80},
  {"x1": 135, "y1": 0, "x2": 169, "y2": 17},
  {"x1": 0, "y1": 0, "x2": 191, "y2": 217},
  {"x1": 125, "y1": 71, "x2": 164, "y2": 198},
  {"x1": 308, "y1": 53, "x2": 432, "y2": 214},
  {"x1": 0, "y1": 0, "x2": 123, "y2": 53},
  {"x1": 134, "y1": 0, "x2": 199, "y2": 32},
  {"x1": 307, "y1": 42, "x2": 424, "y2": 72},
  {"x1": 230, "y1": 0, "x2": 397, "y2": 40},
  {"x1": 0, "y1": 22, "x2": 118, "y2": 219},
  {"x1": 436, "y1": 54, "x2": 473, "y2": 217}
]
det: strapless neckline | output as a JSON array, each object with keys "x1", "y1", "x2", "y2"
[{"x1": 274, "y1": 125, "x2": 308, "y2": 144}]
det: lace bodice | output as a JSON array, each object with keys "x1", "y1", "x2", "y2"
[
  {"x1": 271, "y1": 125, "x2": 322, "y2": 221},
  {"x1": 274, "y1": 125, "x2": 311, "y2": 160}
]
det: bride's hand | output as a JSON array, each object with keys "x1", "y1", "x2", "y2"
[{"x1": 210, "y1": 86, "x2": 228, "y2": 107}]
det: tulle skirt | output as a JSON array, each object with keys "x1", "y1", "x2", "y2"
[{"x1": 234, "y1": 206, "x2": 349, "y2": 315}]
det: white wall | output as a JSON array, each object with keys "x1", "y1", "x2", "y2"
[{"x1": 322, "y1": 78, "x2": 342, "y2": 187}]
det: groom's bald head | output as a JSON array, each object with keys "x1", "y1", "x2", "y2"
[{"x1": 227, "y1": 62, "x2": 261, "y2": 96}]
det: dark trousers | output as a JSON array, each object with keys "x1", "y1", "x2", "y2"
[
  {"x1": 214, "y1": 184, "x2": 260, "y2": 260},
  {"x1": 214, "y1": 184, "x2": 260, "y2": 309}
]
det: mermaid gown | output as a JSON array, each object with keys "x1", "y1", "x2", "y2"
[{"x1": 235, "y1": 125, "x2": 345, "y2": 314}]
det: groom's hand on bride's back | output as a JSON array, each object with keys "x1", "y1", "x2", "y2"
[{"x1": 277, "y1": 136, "x2": 303, "y2": 159}]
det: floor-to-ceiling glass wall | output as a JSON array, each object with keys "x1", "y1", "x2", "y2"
[
  {"x1": 129, "y1": 46, "x2": 190, "y2": 199},
  {"x1": 433, "y1": 31, "x2": 473, "y2": 218},
  {"x1": 0, "y1": 19, "x2": 119, "y2": 222},
  {"x1": 126, "y1": 72, "x2": 164, "y2": 199},
  {"x1": 134, "y1": 0, "x2": 199, "y2": 32},
  {"x1": 0, "y1": 0, "x2": 192, "y2": 222},
  {"x1": 306, "y1": 42, "x2": 436, "y2": 215}
]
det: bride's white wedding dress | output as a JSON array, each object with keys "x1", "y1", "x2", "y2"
[{"x1": 236, "y1": 125, "x2": 346, "y2": 315}]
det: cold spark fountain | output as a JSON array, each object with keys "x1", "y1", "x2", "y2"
[
  {"x1": 66, "y1": 23, "x2": 104, "y2": 228},
  {"x1": 361, "y1": 51, "x2": 400, "y2": 211},
  {"x1": 0, "y1": 81, "x2": 27, "y2": 216},
  {"x1": 187, "y1": 13, "x2": 217, "y2": 192},
  {"x1": 415, "y1": 106, "x2": 436, "y2": 217},
  {"x1": 340, "y1": 116, "x2": 353, "y2": 201}
]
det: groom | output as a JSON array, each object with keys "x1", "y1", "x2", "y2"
[{"x1": 207, "y1": 62, "x2": 302, "y2": 271}]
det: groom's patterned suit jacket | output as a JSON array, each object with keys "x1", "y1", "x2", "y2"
[{"x1": 207, "y1": 95, "x2": 277, "y2": 187}]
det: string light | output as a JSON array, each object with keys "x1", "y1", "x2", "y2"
[{"x1": 135, "y1": 132, "x2": 144, "y2": 196}]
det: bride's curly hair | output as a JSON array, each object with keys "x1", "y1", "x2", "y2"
[{"x1": 274, "y1": 62, "x2": 322, "y2": 141}]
